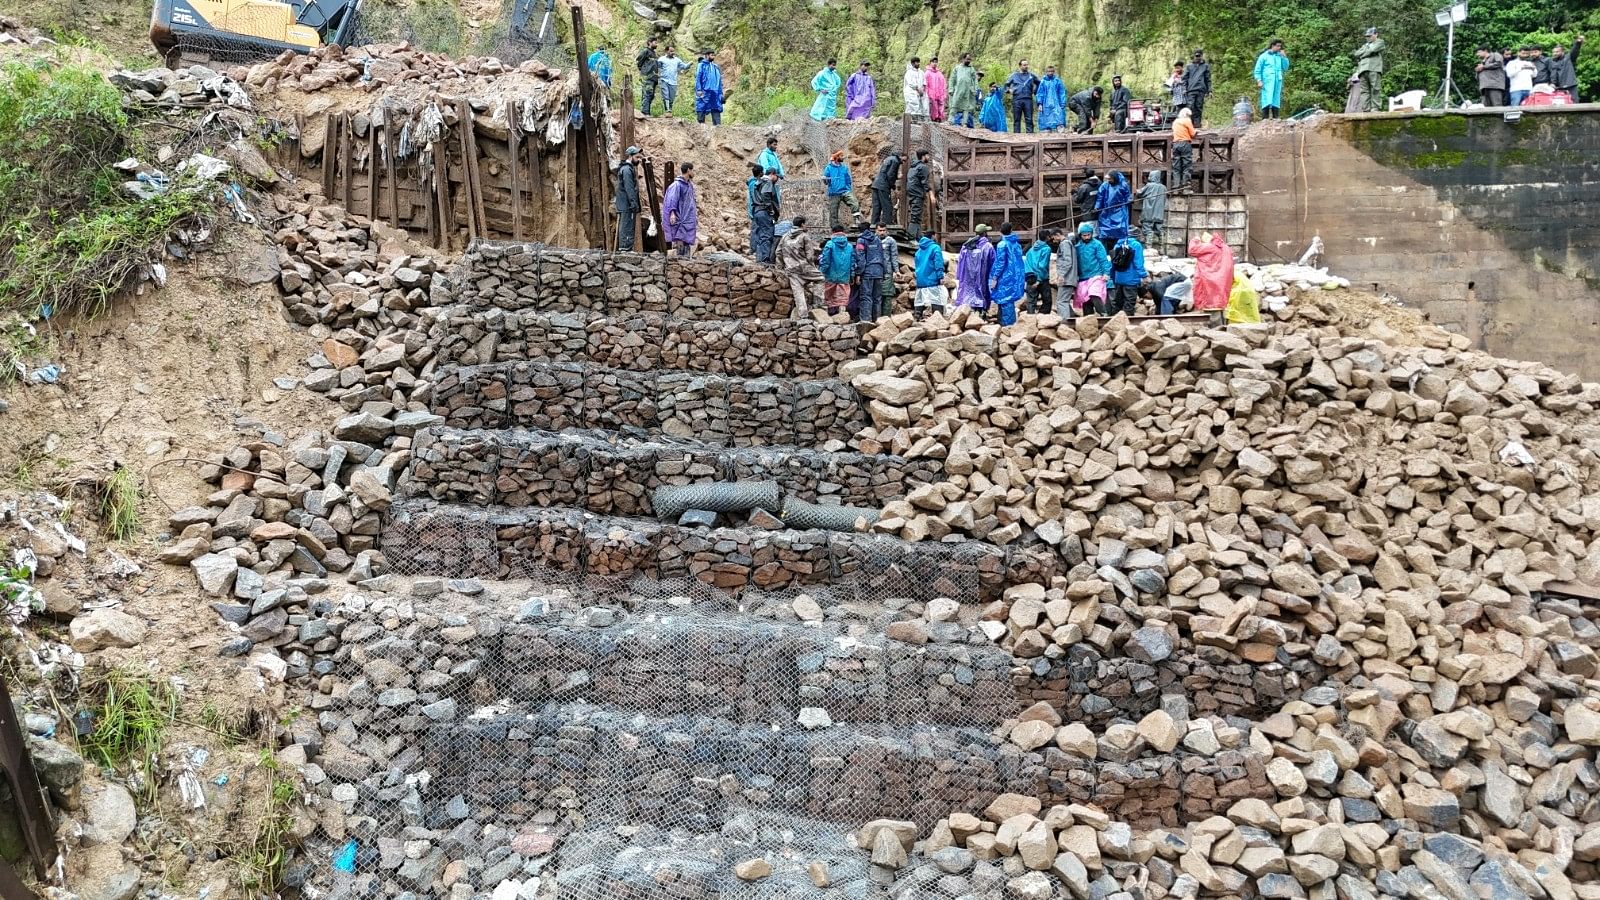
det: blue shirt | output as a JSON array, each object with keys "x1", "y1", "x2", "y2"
[{"x1": 823, "y1": 161, "x2": 852, "y2": 196}]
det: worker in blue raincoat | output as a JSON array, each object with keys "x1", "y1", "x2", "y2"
[
  {"x1": 1094, "y1": 170, "x2": 1132, "y2": 250},
  {"x1": 1253, "y1": 40, "x2": 1291, "y2": 119},
  {"x1": 979, "y1": 84, "x2": 1008, "y2": 132},
  {"x1": 695, "y1": 49, "x2": 725, "y2": 125},
  {"x1": 810, "y1": 60, "x2": 842, "y2": 120},
  {"x1": 1036, "y1": 66, "x2": 1068, "y2": 131},
  {"x1": 988, "y1": 222, "x2": 1027, "y2": 325}
]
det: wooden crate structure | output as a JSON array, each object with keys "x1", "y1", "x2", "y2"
[
  {"x1": 1161, "y1": 193, "x2": 1248, "y2": 259},
  {"x1": 938, "y1": 127, "x2": 1238, "y2": 249}
]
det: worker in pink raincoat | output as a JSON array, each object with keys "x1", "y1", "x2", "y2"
[
  {"x1": 925, "y1": 58, "x2": 949, "y2": 121},
  {"x1": 1187, "y1": 232, "x2": 1236, "y2": 311}
]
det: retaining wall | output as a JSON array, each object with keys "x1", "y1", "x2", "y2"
[{"x1": 429, "y1": 361, "x2": 867, "y2": 448}]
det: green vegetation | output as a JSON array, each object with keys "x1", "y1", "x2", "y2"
[
  {"x1": 98, "y1": 466, "x2": 141, "y2": 542},
  {"x1": 0, "y1": 56, "x2": 208, "y2": 320},
  {"x1": 79, "y1": 669, "x2": 176, "y2": 803},
  {"x1": 234, "y1": 749, "x2": 301, "y2": 894}
]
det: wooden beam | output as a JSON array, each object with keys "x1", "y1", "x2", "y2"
[
  {"x1": 433, "y1": 140, "x2": 452, "y2": 250},
  {"x1": 367, "y1": 121, "x2": 379, "y2": 221},
  {"x1": 507, "y1": 103, "x2": 523, "y2": 241},
  {"x1": 530, "y1": 132, "x2": 545, "y2": 239},
  {"x1": 339, "y1": 113, "x2": 353, "y2": 210},
  {"x1": 294, "y1": 113, "x2": 305, "y2": 177},
  {"x1": 899, "y1": 114, "x2": 910, "y2": 227},
  {"x1": 321, "y1": 112, "x2": 336, "y2": 199},
  {"x1": 570, "y1": 3, "x2": 598, "y2": 247},
  {"x1": 455, "y1": 101, "x2": 479, "y2": 243},
  {"x1": 385, "y1": 118, "x2": 401, "y2": 228},
  {"x1": 642, "y1": 158, "x2": 664, "y2": 253}
]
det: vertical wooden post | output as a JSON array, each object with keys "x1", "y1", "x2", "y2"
[
  {"x1": 294, "y1": 113, "x2": 306, "y2": 177},
  {"x1": 570, "y1": 3, "x2": 611, "y2": 248},
  {"x1": 507, "y1": 103, "x2": 524, "y2": 241},
  {"x1": 367, "y1": 123, "x2": 379, "y2": 221},
  {"x1": 385, "y1": 119, "x2": 401, "y2": 228},
  {"x1": 531, "y1": 133, "x2": 545, "y2": 239},
  {"x1": 433, "y1": 141, "x2": 453, "y2": 250},
  {"x1": 899, "y1": 114, "x2": 911, "y2": 227},
  {"x1": 339, "y1": 114, "x2": 353, "y2": 210},
  {"x1": 619, "y1": 74, "x2": 637, "y2": 252},
  {"x1": 456, "y1": 99, "x2": 487, "y2": 241},
  {"x1": 321, "y1": 113, "x2": 336, "y2": 199},
  {"x1": 642, "y1": 158, "x2": 664, "y2": 253}
]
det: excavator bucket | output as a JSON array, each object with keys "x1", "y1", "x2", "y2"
[{"x1": 151, "y1": 0, "x2": 361, "y2": 66}]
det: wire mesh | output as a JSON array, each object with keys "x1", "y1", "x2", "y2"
[{"x1": 304, "y1": 543, "x2": 1026, "y2": 899}]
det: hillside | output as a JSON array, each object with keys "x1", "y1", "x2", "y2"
[{"x1": 9, "y1": 0, "x2": 1593, "y2": 124}]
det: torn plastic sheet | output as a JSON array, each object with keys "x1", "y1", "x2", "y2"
[{"x1": 1499, "y1": 441, "x2": 1536, "y2": 468}]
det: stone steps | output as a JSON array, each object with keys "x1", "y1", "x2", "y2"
[
  {"x1": 416, "y1": 700, "x2": 1029, "y2": 829},
  {"x1": 441, "y1": 242, "x2": 794, "y2": 320},
  {"x1": 423, "y1": 305, "x2": 863, "y2": 379},
  {"x1": 447, "y1": 605, "x2": 1018, "y2": 729},
  {"x1": 428, "y1": 360, "x2": 866, "y2": 448},
  {"x1": 380, "y1": 501, "x2": 1060, "y2": 603},
  {"x1": 401, "y1": 426, "x2": 942, "y2": 515}
]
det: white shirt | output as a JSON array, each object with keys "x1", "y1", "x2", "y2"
[
  {"x1": 903, "y1": 65, "x2": 928, "y2": 115},
  {"x1": 1506, "y1": 59, "x2": 1536, "y2": 93}
]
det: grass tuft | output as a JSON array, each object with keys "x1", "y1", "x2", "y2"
[
  {"x1": 99, "y1": 466, "x2": 141, "y2": 542},
  {"x1": 234, "y1": 749, "x2": 301, "y2": 894},
  {"x1": 79, "y1": 668, "x2": 174, "y2": 804}
]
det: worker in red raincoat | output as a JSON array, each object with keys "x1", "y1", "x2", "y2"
[{"x1": 1188, "y1": 232, "x2": 1236, "y2": 311}]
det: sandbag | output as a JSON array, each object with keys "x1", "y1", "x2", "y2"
[
  {"x1": 652, "y1": 481, "x2": 780, "y2": 520},
  {"x1": 780, "y1": 497, "x2": 879, "y2": 532}
]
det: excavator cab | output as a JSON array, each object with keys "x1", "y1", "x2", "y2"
[{"x1": 151, "y1": 0, "x2": 362, "y2": 66}]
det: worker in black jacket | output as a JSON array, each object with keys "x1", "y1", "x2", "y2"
[
  {"x1": 1183, "y1": 49, "x2": 1212, "y2": 124},
  {"x1": 906, "y1": 150, "x2": 932, "y2": 239},
  {"x1": 871, "y1": 150, "x2": 902, "y2": 226},
  {"x1": 751, "y1": 168, "x2": 781, "y2": 264},
  {"x1": 1068, "y1": 86, "x2": 1103, "y2": 133},
  {"x1": 1071, "y1": 168, "x2": 1101, "y2": 228},
  {"x1": 615, "y1": 146, "x2": 642, "y2": 251},
  {"x1": 1109, "y1": 75, "x2": 1132, "y2": 132}
]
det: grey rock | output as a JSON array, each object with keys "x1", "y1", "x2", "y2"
[
  {"x1": 219, "y1": 637, "x2": 254, "y2": 657},
  {"x1": 26, "y1": 736, "x2": 84, "y2": 800},
  {"x1": 678, "y1": 508, "x2": 717, "y2": 528},
  {"x1": 933, "y1": 847, "x2": 975, "y2": 875},
  {"x1": 1422, "y1": 834, "x2": 1483, "y2": 872},
  {"x1": 83, "y1": 781, "x2": 138, "y2": 845},
  {"x1": 333, "y1": 412, "x2": 395, "y2": 444},
  {"x1": 191, "y1": 553, "x2": 239, "y2": 596},
  {"x1": 1125, "y1": 626, "x2": 1174, "y2": 663}
]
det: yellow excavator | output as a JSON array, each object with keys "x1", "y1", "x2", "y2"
[{"x1": 150, "y1": 0, "x2": 362, "y2": 65}]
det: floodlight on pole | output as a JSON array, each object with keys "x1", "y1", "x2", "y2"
[{"x1": 1432, "y1": 1, "x2": 1470, "y2": 108}]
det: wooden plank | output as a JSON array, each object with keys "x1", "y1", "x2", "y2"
[
  {"x1": 507, "y1": 103, "x2": 523, "y2": 241},
  {"x1": 570, "y1": 3, "x2": 601, "y2": 247},
  {"x1": 642, "y1": 158, "x2": 664, "y2": 253},
  {"x1": 899, "y1": 114, "x2": 910, "y2": 226},
  {"x1": 339, "y1": 114, "x2": 353, "y2": 210},
  {"x1": 294, "y1": 113, "x2": 305, "y2": 177},
  {"x1": 321, "y1": 113, "x2": 336, "y2": 199},
  {"x1": 367, "y1": 122, "x2": 379, "y2": 221},
  {"x1": 0, "y1": 675, "x2": 57, "y2": 878},
  {"x1": 433, "y1": 140, "x2": 452, "y2": 250},
  {"x1": 385, "y1": 119, "x2": 401, "y2": 228},
  {"x1": 462, "y1": 105, "x2": 489, "y2": 239},
  {"x1": 454, "y1": 103, "x2": 479, "y2": 243},
  {"x1": 530, "y1": 133, "x2": 545, "y2": 238}
]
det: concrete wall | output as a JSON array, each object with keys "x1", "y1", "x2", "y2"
[{"x1": 1240, "y1": 106, "x2": 1600, "y2": 379}]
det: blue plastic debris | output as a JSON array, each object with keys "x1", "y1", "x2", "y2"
[{"x1": 333, "y1": 839, "x2": 358, "y2": 873}]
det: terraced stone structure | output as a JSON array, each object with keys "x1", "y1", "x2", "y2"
[{"x1": 320, "y1": 245, "x2": 1287, "y2": 898}]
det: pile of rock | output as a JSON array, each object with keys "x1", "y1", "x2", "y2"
[
  {"x1": 271, "y1": 195, "x2": 442, "y2": 409},
  {"x1": 236, "y1": 42, "x2": 565, "y2": 96},
  {"x1": 161, "y1": 410, "x2": 449, "y2": 667},
  {"x1": 110, "y1": 64, "x2": 253, "y2": 109}
]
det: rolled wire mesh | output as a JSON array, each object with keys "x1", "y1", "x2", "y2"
[
  {"x1": 651, "y1": 481, "x2": 781, "y2": 520},
  {"x1": 778, "y1": 496, "x2": 878, "y2": 532}
]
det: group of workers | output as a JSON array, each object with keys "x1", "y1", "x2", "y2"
[{"x1": 1474, "y1": 37, "x2": 1584, "y2": 108}]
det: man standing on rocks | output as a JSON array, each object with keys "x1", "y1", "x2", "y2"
[
  {"x1": 870, "y1": 148, "x2": 901, "y2": 226},
  {"x1": 824, "y1": 151, "x2": 862, "y2": 231},
  {"x1": 906, "y1": 150, "x2": 932, "y2": 240},
  {"x1": 810, "y1": 58, "x2": 842, "y2": 121},
  {"x1": 1037, "y1": 65, "x2": 1068, "y2": 131},
  {"x1": 1171, "y1": 108, "x2": 1195, "y2": 187},
  {"x1": 925, "y1": 57, "x2": 948, "y2": 122},
  {"x1": 757, "y1": 136, "x2": 786, "y2": 191},
  {"x1": 662, "y1": 161, "x2": 698, "y2": 256},
  {"x1": 955, "y1": 224, "x2": 994, "y2": 312},
  {"x1": 853, "y1": 224, "x2": 887, "y2": 321},
  {"x1": 913, "y1": 232, "x2": 948, "y2": 318},
  {"x1": 1073, "y1": 222, "x2": 1111, "y2": 314},
  {"x1": 694, "y1": 50, "x2": 725, "y2": 125},
  {"x1": 1023, "y1": 228, "x2": 1059, "y2": 313},
  {"x1": 1095, "y1": 170, "x2": 1132, "y2": 254},
  {"x1": 775, "y1": 215, "x2": 821, "y2": 316},
  {"x1": 1005, "y1": 59, "x2": 1040, "y2": 133},
  {"x1": 636, "y1": 38, "x2": 660, "y2": 115},
  {"x1": 950, "y1": 53, "x2": 980, "y2": 127},
  {"x1": 818, "y1": 225, "x2": 855, "y2": 315},
  {"x1": 845, "y1": 61, "x2": 877, "y2": 119},
  {"x1": 903, "y1": 57, "x2": 929, "y2": 118},
  {"x1": 1108, "y1": 232, "x2": 1147, "y2": 316},
  {"x1": 751, "y1": 168, "x2": 780, "y2": 264},
  {"x1": 614, "y1": 146, "x2": 643, "y2": 252},
  {"x1": 657, "y1": 46, "x2": 688, "y2": 112},
  {"x1": 1353, "y1": 28, "x2": 1385, "y2": 113},
  {"x1": 1183, "y1": 49, "x2": 1212, "y2": 124},
  {"x1": 877, "y1": 223, "x2": 899, "y2": 314},
  {"x1": 988, "y1": 222, "x2": 1026, "y2": 325}
]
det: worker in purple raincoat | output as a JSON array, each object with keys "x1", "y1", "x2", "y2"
[
  {"x1": 845, "y1": 61, "x2": 877, "y2": 119},
  {"x1": 661, "y1": 161, "x2": 699, "y2": 256},
  {"x1": 954, "y1": 224, "x2": 995, "y2": 311}
]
